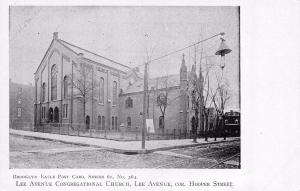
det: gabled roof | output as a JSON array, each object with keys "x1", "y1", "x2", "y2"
[
  {"x1": 34, "y1": 39, "x2": 55, "y2": 75},
  {"x1": 57, "y1": 39, "x2": 130, "y2": 72},
  {"x1": 35, "y1": 36, "x2": 131, "y2": 75},
  {"x1": 123, "y1": 68, "x2": 143, "y2": 80}
]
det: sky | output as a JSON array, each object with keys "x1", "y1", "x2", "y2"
[{"x1": 9, "y1": 6, "x2": 240, "y2": 110}]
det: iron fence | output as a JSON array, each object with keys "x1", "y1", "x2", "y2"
[{"x1": 10, "y1": 122, "x2": 237, "y2": 141}]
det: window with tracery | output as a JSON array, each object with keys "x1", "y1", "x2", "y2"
[
  {"x1": 42, "y1": 83, "x2": 46, "y2": 102},
  {"x1": 112, "y1": 81, "x2": 117, "y2": 105},
  {"x1": 127, "y1": 117, "x2": 131, "y2": 128},
  {"x1": 63, "y1": 75, "x2": 69, "y2": 99},
  {"x1": 99, "y1": 77, "x2": 104, "y2": 104},
  {"x1": 51, "y1": 65, "x2": 58, "y2": 100}
]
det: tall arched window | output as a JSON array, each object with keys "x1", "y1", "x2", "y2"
[
  {"x1": 42, "y1": 83, "x2": 46, "y2": 102},
  {"x1": 98, "y1": 116, "x2": 101, "y2": 130},
  {"x1": 63, "y1": 75, "x2": 69, "y2": 99},
  {"x1": 112, "y1": 116, "x2": 114, "y2": 130},
  {"x1": 54, "y1": 107, "x2": 59, "y2": 123},
  {"x1": 51, "y1": 64, "x2": 58, "y2": 101},
  {"x1": 127, "y1": 117, "x2": 131, "y2": 128},
  {"x1": 115, "y1": 117, "x2": 118, "y2": 130},
  {"x1": 49, "y1": 108, "x2": 53, "y2": 122},
  {"x1": 99, "y1": 77, "x2": 104, "y2": 104},
  {"x1": 112, "y1": 81, "x2": 117, "y2": 105},
  {"x1": 102, "y1": 116, "x2": 105, "y2": 130}
]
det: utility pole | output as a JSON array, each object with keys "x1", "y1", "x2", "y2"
[
  {"x1": 193, "y1": 46, "x2": 198, "y2": 143},
  {"x1": 199, "y1": 57, "x2": 205, "y2": 140},
  {"x1": 142, "y1": 62, "x2": 148, "y2": 149}
]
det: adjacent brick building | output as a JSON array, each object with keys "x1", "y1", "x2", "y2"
[{"x1": 9, "y1": 79, "x2": 35, "y2": 130}]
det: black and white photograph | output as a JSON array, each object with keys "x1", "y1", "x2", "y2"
[
  {"x1": 9, "y1": 6, "x2": 240, "y2": 169},
  {"x1": 2, "y1": 1, "x2": 300, "y2": 191}
]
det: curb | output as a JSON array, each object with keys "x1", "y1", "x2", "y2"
[
  {"x1": 147, "y1": 139, "x2": 240, "y2": 153},
  {"x1": 10, "y1": 131, "x2": 239, "y2": 154}
]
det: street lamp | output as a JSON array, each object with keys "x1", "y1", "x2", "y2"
[
  {"x1": 215, "y1": 37, "x2": 232, "y2": 70},
  {"x1": 215, "y1": 36, "x2": 232, "y2": 140}
]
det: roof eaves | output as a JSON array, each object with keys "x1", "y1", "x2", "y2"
[
  {"x1": 56, "y1": 39, "x2": 81, "y2": 56},
  {"x1": 82, "y1": 57, "x2": 127, "y2": 74},
  {"x1": 59, "y1": 39, "x2": 131, "y2": 69},
  {"x1": 121, "y1": 85, "x2": 180, "y2": 96}
]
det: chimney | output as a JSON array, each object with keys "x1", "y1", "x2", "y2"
[{"x1": 53, "y1": 32, "x2": 58, "y2": 40}]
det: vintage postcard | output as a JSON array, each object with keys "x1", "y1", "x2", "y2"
[{"x1": 1, "y1": 1, "x2": 300, "y2": 191}]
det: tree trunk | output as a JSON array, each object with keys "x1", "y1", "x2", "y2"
[
  {"x1": 222, "y1": 114, "x2": 226, "y2": 140},
  {"x1": 162, "y1": 115, "x2": 165, "y2": 129},
  {"x1": 83, "y1": 99, "x2": 86, "y2": 131},
  {"x1": 204, "y1": 114, "x2": 208, "y2": 141},
  {"x1": 193, "y1": 109, "x2": 199, "y2": 143}
]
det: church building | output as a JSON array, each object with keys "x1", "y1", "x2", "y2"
[{"x1": 34, "y1": 32, "x2": 194, "y2": 133}]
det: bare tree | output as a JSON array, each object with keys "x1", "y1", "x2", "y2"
[
  {"x1": 201, "y1": 60, "x2": 215, "y2": 141},
  {"x1": 156, "y1": 75, "x2": 169, "y2": 129},
  {"x1": 190, "y1": 45, "x2": 215, "y2": 142},
  {"x1": 71, "y1": 62, "x2": 97, "y2": 130},
  {"x1": 210, "y1": 75, "x2": 231, "y2": 139}
]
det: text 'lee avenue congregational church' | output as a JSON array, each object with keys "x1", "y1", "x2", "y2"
[{"x1": 34, "y1": 32, "x2": 208, "y2": 133}]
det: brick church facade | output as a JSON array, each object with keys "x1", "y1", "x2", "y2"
[{"x1": 34, "y1": 32, "x2": 204, "y2": 133}]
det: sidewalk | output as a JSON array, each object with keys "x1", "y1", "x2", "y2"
[{"x1": 10, "y1": 129, "x2": 240, "y2": 154}]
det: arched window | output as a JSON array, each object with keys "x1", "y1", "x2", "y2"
[
  {"x1": 102, "y1": 116, "x2": 105, "y2": 130},
  {"x1": 49, "y1": 108, "x2": 53, "y2": 122},
  {"x1": 112, "y1": 116, "x2": 114, "y2": 130},
  {"x1": 99, "y1": 77, "x2": 104, "y2": 104},
  {"x1": 98, "y1": 116, "x2": 101, "y2": 130},
  {"x1": 125, "y1": 97, "x2": 133, "y2": 108},
  {"x1": 63, "y1": 75, "x2": 69, "y2": 99},
  {"x1": 51, "y1": 65, "x2": 58, "y2": 100},
  {"x1": 112, "y1": 81, "x2": 117, "y2": 105},
  {"x1": 63, "y1": 104, "x2": 68, "y2": 118},
  {"x1": 17, "y1": 108, "x2": 21, "y2": 117},
  {"x1": 127, "y1": 117, "x2": 131, "y2": 128},
  {"x1": 54, "y1": 107, "x2": 59, "y2": 123},
  {"x1": 42, "y1": 83, "x2": 46, "y2": 102}
]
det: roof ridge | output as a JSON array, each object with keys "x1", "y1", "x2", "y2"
[
  {"x1": 149, "y1": 73, "x2": 179, "y2": 80},
  {"x1": 58, "y1": 39, "x2": 130, "y2": 69}
]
